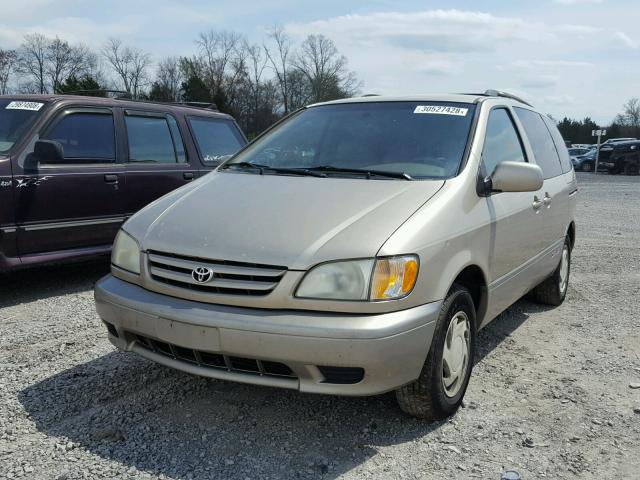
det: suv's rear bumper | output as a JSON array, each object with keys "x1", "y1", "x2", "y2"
[{"x1": 94, "y1": 275, "x2": 440, "y2": 396}]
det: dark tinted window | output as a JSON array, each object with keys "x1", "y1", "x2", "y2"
[
  {"x1": 44, "y1": 112, "x2": 115, "y2": 161},
  {"x1": 126, "y1": 115, "x2": 181, "y2": 163},
  {"x1": 543, "y1": 116, "x2": 573, "y2": 173},
  {"x1": 226, "y1": 102, "x2": 476, "y2": 179},
  {"x1": 514, "y1": 107, "x2": 563, "y2": 178},
  {"x1": 0, "y1": 99, "x2": 45, "y2": 153},
  {"x1": 188, "y1": 117, "x2": 244, "y2": 164},
  {"x1": 481, "y1": 108, "x2": 526, "y2": 176}
]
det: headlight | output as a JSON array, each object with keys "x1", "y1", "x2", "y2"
[
  {"x1": 295, "y1": 255, "x2": 419, "y2": 301},
  {"x1": 111, "y1": 230, "x2": 141, "y2": 274},
  {"x1": 296, "y1": 259, "x2": 374, "y2": 300}
]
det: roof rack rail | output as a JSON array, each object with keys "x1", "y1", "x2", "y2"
[
  {"x1": 482, "y1": 89, "x2": 533, "y2": 107},
  {"x1": 60, "y1": 89, "x2": 130, "y2": 97},
  {"x1": 168, "y1": 101, "x2": 219, "y2": 111}
]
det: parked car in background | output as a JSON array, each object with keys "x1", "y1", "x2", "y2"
[
  {"x1": 603, "y1": 140, "x2": 640, "y2": 175},
  {"x1": 96, "y1": 90, "x2": 577, "y2": 420},
  {"x1": 0, "y1": 95, "x2": 246, "y2": 271}
]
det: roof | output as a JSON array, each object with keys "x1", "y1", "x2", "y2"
[
  {"x1": 0, "y1": 94, "x2": 231, "y2": 119},
  {"x1": 310, "y1": 90, "x2": 534, "y2": 108}
]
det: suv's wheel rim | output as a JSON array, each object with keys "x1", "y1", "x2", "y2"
[
  {"x1": 442, "y1": 311, "x2": 470, "y2": 398},
  {"x1": 559, "y1": 244, "x2": 570, "y2": 294}
]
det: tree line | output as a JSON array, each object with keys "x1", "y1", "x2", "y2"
[
  {"x1": 0, "y1": 27, "x2": 361, "y2": 138},
  {"x1": 556, "y1": 98, "x2": 640, "y2": 144}
]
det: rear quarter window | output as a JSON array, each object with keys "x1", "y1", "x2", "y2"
[
  {"x1": 514, "y1": 107, "x2": 563, "y2": 179},
  {"x1": 188, "y1": 117, "x2": 245, "y2": 164}
]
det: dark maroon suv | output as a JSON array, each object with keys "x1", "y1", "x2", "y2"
[{"x1": 0, "y1": 95, "x2": 246, "y2": 271}]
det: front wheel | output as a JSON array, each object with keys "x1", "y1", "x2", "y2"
[{"x1": 396, "y1": 284, "x2": 476, "y2": 420}]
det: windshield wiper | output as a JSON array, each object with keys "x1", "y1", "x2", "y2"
[
  {"x1": 307, "y1": 165, "x2": 414, "y2": 180},
  {"x1": 221, "y1": 162, "x2": 327, "y2": 178}
]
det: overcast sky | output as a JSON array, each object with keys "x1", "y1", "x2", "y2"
[{"x1": 0, "y1": 0, "x2": 637, "y2": 124}]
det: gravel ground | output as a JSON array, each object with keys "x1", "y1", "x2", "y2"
[{"x1": 1, "y1": 172, "x2": 639, "y2": 480}]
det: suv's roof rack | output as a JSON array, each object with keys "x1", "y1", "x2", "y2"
[
  {"x1": 58, "y1": 91, "x2": 219, "y2": 112},
  {"x1": 480, "y1": 89, "x2": 533, "y2": 107}
]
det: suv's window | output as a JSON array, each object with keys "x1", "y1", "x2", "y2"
[
  {"x1": 225, "y1": 102, "x2": 476, "y2": 179},
  {"x1": 126, "y1": 115, "x2": 184, "y2": 163},
  {"x1": 543, "y1": 116, "x2": 573, "y2": 173},
  {"x1": 481, "y1": 108, "x2": 526, "y2": 177},
  {"x1": 44, "y1": 112, "x2": 115, "y2": 162},
  {"x1": 188, "y1": 117, "x2": 244, "y2": 164},
  {"x1": 514, "y1": 107, "x2": 563, "y2": 178},
  {"x1": 0, "y1": 99, "x2": 46, "y2": 153}
]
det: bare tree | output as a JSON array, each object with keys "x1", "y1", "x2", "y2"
[
  {"x1": 264, "y1": 26, "x2": 292, "y2": 113},
  {"x1": 244, "y1": 41, "x2": 269, "y2": 133},
  {"x1": 18, "y1": 33, "x2": 49, "y2": 93},
  {"x1": 0, "y1": 49, "x2": 18, "y2": 95},
  {"x1": 293, "y1": 34, "x2": 360, "y2": 103},
  {"x1": 102, "y1": 38, "x2": 151, "y2": 98},
  {"x1": 150, "y1": 56, "x2": 183, "y2": 101},
  {"x1": 45, "y1": 38, "x2": 92, "y2": 93},
  {"x1": 620, "y1": 98, "x2": 640, "y2": 128},
  {"x1": 196, "y1": 30, "x2": 242, "y2": 96}
]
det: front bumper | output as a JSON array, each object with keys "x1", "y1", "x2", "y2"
[{"x1": 94, "y1": 275, "x2": 440, "y2": 396}]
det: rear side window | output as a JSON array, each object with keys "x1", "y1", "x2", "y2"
[
  {"x1": 481, "y1": 108, "x2": 526, "y2": 177},
  {"x1": 543, "y1": 115, "x2": 573, "y2": 173},
  {"x1": 44, "y1": 112, "x2": 115, "y2": 161},
  {"x1": 126, "y1": 115, "x2": 185, "y2": 163},
  {"x1": 188, "y1": 117, "x2": 244, "y2": 164},
  {"x1": 514, "y1": 107, "x2": 563, "y2": 178}
]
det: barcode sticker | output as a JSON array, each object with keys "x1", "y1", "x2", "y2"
[
  {"x1": 6, "y1": 101, "x2": 44, "y2": 111},
  {"x1": 414, "y1": 105, "x2": 468, "y2": 116}
]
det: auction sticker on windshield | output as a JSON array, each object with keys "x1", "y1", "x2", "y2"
[
  {"x1": 5, "y1": 101, "x2": 44, "y2": 111},
  {"x1": 414, "y1": 105, "x2": 468, "y2": 116}
]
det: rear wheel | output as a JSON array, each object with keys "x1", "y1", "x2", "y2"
[
  {"x1": 624, "y1": 162, "x2": 639, "y2": 175},
  {"x1": 396, "y1": 284, "x2": 476, "y2": 420},
  {"x1": 528, "y1": 236, "x2": 571, "y2": 306}
]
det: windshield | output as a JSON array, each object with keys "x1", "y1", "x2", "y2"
[
  {"x1": 226, "y1": 101, "x2": 476, "y2": 179},
  {"x1": 0, "y1": 99, "x2": 46, "y2": 153}
]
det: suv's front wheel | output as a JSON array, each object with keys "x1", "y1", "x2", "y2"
[{"x1": 396, "y1": 284, "x2": 476, "y2": 420}]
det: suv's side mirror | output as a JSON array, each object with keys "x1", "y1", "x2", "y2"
[
  {"x1": 33, "y1": 140, "x2": 65, "y2": 164},
  {"x1": 489, "y1": 161, "x2": 543, "y2": 193}
]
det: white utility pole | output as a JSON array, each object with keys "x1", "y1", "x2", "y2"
[{"x1": 592, "y1": 129, "x2": 607, "y2": 174}]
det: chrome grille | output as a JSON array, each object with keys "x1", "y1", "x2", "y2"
[{"x1": 147, "y1": 250, "x2": 287, "y2": 296}]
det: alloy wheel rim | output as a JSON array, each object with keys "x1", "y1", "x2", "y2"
[
  {"x1": 559, "y1": 245, "x2": 569, "y2": 294},
  {"x1": 442, "y1": 311, "x2": 471, "y2": 398}
]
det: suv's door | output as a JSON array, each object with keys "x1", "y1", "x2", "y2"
[
  {"x1": 186, "y1": 115, "x2": 246, "y2": 174},
  {"x1": 480, "y1": 107, "x2": 546, "y2": 318},
  {"x1": 513, "y1": 107, "x2": 570, "y2": 262},
  {"x1": 14, "y1": 107, "x2": 124, "y2": 255},
  {"x1": 121, "y1": 110, "x2": 197, "y2": 214}
]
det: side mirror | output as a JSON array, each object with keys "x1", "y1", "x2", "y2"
[
  {"x1": 33, "y1": 140, "x2": 64, "y2": 164},
  {"x1": 490, "y1": 161, "x2": 543, "y2": 193}
]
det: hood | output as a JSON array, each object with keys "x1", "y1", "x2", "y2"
[{"x1": 127, "y1": 171, "x2": 444, "y2": 270}]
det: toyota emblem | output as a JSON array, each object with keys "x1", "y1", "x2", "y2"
[{"x1": 192, "y1": 266, "x2": 213, "y2": 283}]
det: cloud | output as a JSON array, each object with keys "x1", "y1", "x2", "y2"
[
  {"x1": 500, "y1": 59, "x2": 595, "y2": 70},
  {"x1": 554, "y1": 0, "x2": 603, "y2": 4},
  {"x1": 520, "y1": 75, "x2": 558, "y2": 89},
  {"x1": 285, "y1": 10, "x2": 599, "y2": 54},
  {"x1": 613, "y1": 31, "x2": 638, "y2": 49}
]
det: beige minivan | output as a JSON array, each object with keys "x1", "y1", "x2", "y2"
[{"x1": 95, "y1": 91, "x2": 577, "y2": 420}]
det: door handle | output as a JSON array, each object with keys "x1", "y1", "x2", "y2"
[
  {"x1": 532, "y1": 196, "x2": 544, "y2": 211},
  {"x1": 104, "y1": 174, "x2": 118, "y2": 183},
  {"x1": 543, "y1": 192, "x2": 552, "y2": 207},
  {"x1": 183, "y1": 172, "x2": 194, "y2": 181}
]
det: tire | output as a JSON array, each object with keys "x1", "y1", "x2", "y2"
[
  {"x1": 528, "y1": 236, "x2": 571, "y2": 306},
  {"x1": 396, "y1": 284, "x2": 476, "y2": 420},
  {"x1": 624, "y1": 162, "x2": 639, "y2": 176},
  {"x1": 581, "y1": 162, "x2": 593, "y2": 172}
]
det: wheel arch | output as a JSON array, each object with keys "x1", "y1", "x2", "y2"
[{"x1": 448, "y1": 264, "x2": 488, "y2": 329}]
